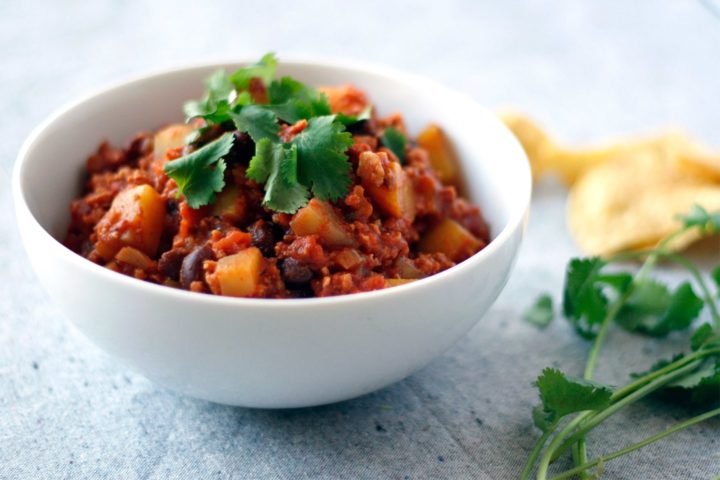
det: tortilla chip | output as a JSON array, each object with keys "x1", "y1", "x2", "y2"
[
  {"x1": 501, "y1": 112, "x2": 720, "y2": 255},
  {"x1": 677, "y1": 150, "x2": 720, "y2": 183},
  {"x1": 500, "y1": 112, "x2": 715, "y2": 186},
  {"x1": 499, "y1": 112, "x2": 557, "y2": 180},
  {"x1": 568, "y1": 152, "x2": 720, "y2": 256}
]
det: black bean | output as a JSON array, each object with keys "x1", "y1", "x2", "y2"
[
  {"x1": 286, "y1": 287, "x2": 315, "y2": 298},
  {"x1": 166, "y1": 198, "x2": 179, "y2": 215},
  {"x1": 125, "y1": 132, "x2": 153, "y2": 163},
  {"x1": 346, "y1": 120, "x2": 371, "y2": 136},
  {"x1": 248, "y1": 220, "x2": 279, "y2": 257},
  {"x1": 280, "y1": 258, "x2": 313, "y2": 287},
  {"x1": 180, "y1": 246, "x2": 214, "y2": 289},
  {"x1": 158, "y1": 249, "x2": 187, "y2": 280},
  {"x1": 163, "y1": 199, "x2": 180, "y2": 237},
  {"x1": 224, "y1": 131, "x2": 255, "y2": 165}
]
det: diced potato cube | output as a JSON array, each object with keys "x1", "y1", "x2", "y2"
[
  {"x1": 418, "y1": 218, "x2": 481, "y2": 262},
  {"x1": 214, "y1": 247, "x2": 263, "y2": 297},
  {"x1": 358, "y1": 151, "x2": 416, "y2": 221},
  {"x1": 95, "y1": 185, "x2": 166, "y2": 261},
  {"x1": 211, "y1": 185, "x2": 245, "y2": 223},
  {"x1": 153, "y1": 124, "x2": 193, "y2": 160},
  {"x1": 290, "y1": 199, "x2": 356, "y2": 247},
  {"x1": 417, "y1": 124, "x2": 461, "y2": 188}
]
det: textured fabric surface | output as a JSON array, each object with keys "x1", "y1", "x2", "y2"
[{"x1": 1, "y1": 1, "x2": 719, "y2": 478}]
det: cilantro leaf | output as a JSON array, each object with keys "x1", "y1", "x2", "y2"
[
  {"x1": 267, "y1": 76, "x2": 332, "y2": 123},
  {"x1": 524, "y1": 294, "x2": 554, "y2": 329},
  {"x1": 682, "y1": 359, "x2": 719, "y2": 404},
  {"x1": 248, "y1": 139, "x2": 309, "y2": 213},
  {"x1": 677, "y1": 204, "x2": 720, "y2": 234},
  {"x1": 267, "y1": 144, "x2": 309, "y2": 213},
  {"x1": 692, "y1": 323, "x2": 720, "y2": 351},
  {"x1": 229, "y1": 53, "x2": 278, "y2": 90},
  {"x1": 381, "y1": 127, "x2": 407, "y2": 163},
  {"x1": 229, "y1": 105, "x2": 280, "y2": 143},
  {"x1": 532, "y1": 404, "x2": 554, "y2": 432},
  {"x1": 164, "y1": 133, "x2": 234, "y2": 208},
  {"x1": 183, "y1": 69, "x2": 236, "y2": 123},
  {"x1": 562, "y1": 258, "x2": 609, "y2": 339},
  {"x1": 712, "y1": 265, "x2": 720, "y2": 295},
  {"x1": 534, "y1": 368, "x2": 613, "y2": 424},
  {"x1": 595, "y1": 272, "x2": 633, "y2": 294},
  {"x1": 246, "y1": 138, "x2": 274, "y2": 183},
  {"x1": 631, "y1": 354, "x2": 720, "y2": 405},
  {"x1": 667, "y1": 357, "x2": 718, "y2": 389},
  {"x1": 616, "y1": 281, "x2": 703, "y2": 337},
  {"x1": 631, "y1": 354, "x2": 685, "y2": 381},
  {"x1": 654, "y1": 282, "x2": 704, "y2": 333},
  {"x1": 292, "y1": 115, "x2": 353, "y2": 201},
  {"x1": 337, "y1": 105, "x2": 373, "y2": 126}
]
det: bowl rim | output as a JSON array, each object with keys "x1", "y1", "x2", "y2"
[{"x1": 12, "y1": 56, "x2": 531, "y2": 310}]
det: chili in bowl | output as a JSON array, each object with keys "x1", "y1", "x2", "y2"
[{"x1": 13, "y1": 55, "x2": 530, "y2": 407}]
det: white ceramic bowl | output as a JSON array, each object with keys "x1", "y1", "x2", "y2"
[{"x1": 13, "y1": 58, "x2": 531, "y2": 408}]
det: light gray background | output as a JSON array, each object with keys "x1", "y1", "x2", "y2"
[{"x1": 1, "y1": 1, "x2": 719, "y2": 479}]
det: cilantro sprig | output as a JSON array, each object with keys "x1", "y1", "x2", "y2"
[
  {"x1": 165, "y1": 53, "x2": 358, "y2": 212},
  {"x1": 520, "y1": 205, "x2": 720, "y2": 480}
]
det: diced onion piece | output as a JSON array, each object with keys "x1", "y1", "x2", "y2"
[
  {"x1": 418, "y1": 218, "x2": 481, "y2": 262},
  {"x1": 417, "y1": 124, "x2": 461, "y2": 188},
  {"x1": 334, "y1": 248, "x2": 364, "y2": 270},
  {"x1": 115, "y1": 246, "x2": 155, "y2": 269},
  {"x1": 214, "y1": 247, "x2": 263, "y2": 297},
  {"x1": 394, "y1": 257, "x2": 427, "y2": 279},
  {"x1": 95, "y1": 185, "x2": 165, "y2": 261},
  {"x1": 290, "y1": 199, "x2": 356, "y2": 247}
]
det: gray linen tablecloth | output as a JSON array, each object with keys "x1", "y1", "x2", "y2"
[{"x1": 1, "y1": 1, "x2": 718, "y2": 478}]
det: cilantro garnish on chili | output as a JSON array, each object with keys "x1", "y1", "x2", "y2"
[{"x1": 166, "y1": 53, "x2": 355, "y2": 213}]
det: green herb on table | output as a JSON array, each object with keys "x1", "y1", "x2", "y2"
[
  {"x1": 165, "y1": 53, "x2": 358, "y2": 213},
  {"x1": 520, "y1": 205, "x2": 720, "y2": 480},
  {"x1": 524, "y1": 294, "x2": 555, "y2": 329}
]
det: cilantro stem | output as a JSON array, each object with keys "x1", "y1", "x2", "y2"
[
  {"x1": 547, "y1": 407, "x2": 720, "y2": 480},
  {"x1": 605, "y1": 248, "x2": 659, "y2": 264},
  {"x1": 571, "y1": 440, "x2": 588, "y2": 480},
  {"x1": 575, "y1": 294, "x2": 630, "y2": 478},
  {"x1": 635, "y1": 227, "x2": 691, "y2": 280},
  {"x1": 551, "y1": 360, "x2": 702, "y2": 461},
  {"x1": 573, "y1": 294, "x2": 630, "y2": 477},
  {"x1": 535, "y1": 415, "x2": 586, "y2": 480},
  {"x1": 520, "y1": 419, "x2": 561, "y2": 480},
  {"x1": 583, "y1": 300, "x2": 625, "y2": 379}
]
